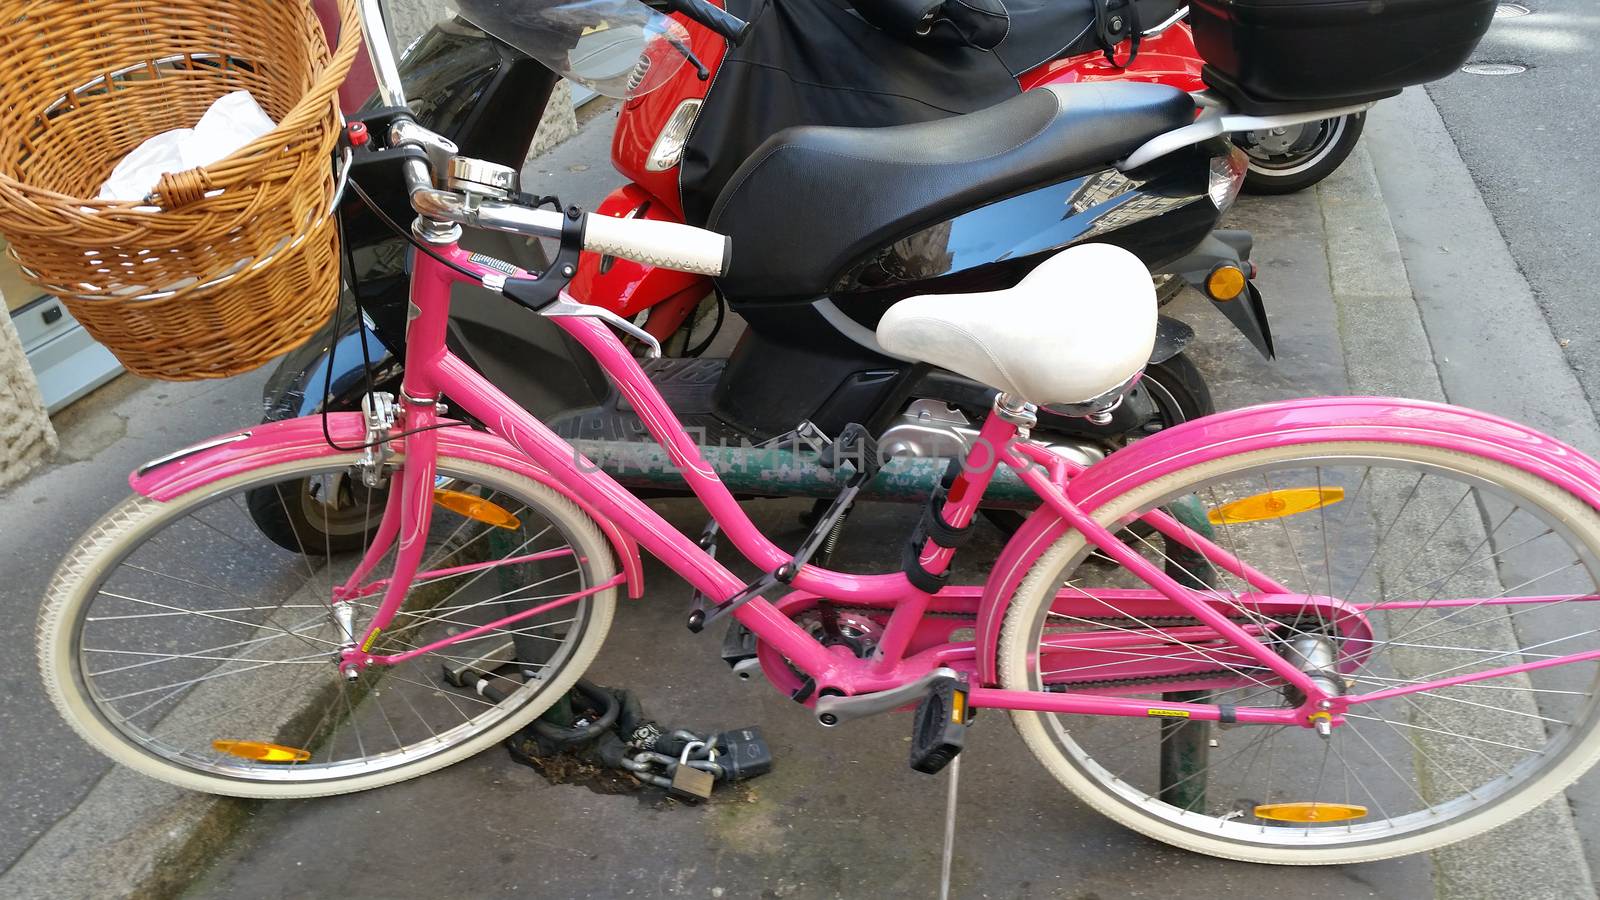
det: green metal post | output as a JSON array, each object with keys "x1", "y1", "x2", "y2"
[{"x1": 1157, "y1": 494, "x2": 1217, "y2": 812}]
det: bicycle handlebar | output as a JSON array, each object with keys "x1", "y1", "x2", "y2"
[
  {"x1": 583, "y1": 212, "x2": 732, "y2": 276},
  {"x1": 397, "y1": 127, "x2": 731, "y2": 277},
  {"x1": 663, "y1": 0, "x2": 753, "y2": 44}
]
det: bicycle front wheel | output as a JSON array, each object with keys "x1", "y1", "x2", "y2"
[
  {"x1": 38, "y1": 454, "x2": 616, "y2": 798},
  {"x1": 998, "y1": 440, "x2": 1600, "y2": 864}
]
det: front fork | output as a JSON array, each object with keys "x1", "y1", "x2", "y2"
[{"x1": 330, "y1": 396, "x2": 441, "y2": 678}]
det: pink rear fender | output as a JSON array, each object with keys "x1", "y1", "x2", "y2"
[
  {"x1": 129, "y1": 413, "x2": 646, "y2": 598},
  {"x1": 972, "y1": 396, "x2": 1600, "y2": 685}
]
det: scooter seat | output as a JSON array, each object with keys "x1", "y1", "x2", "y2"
[
  {"x1": 874, "y1": 243, "x2": 1156, "y2": 407},
  {"x1": 707, "y1": 82, "x2": 1194, "y2": 301}
]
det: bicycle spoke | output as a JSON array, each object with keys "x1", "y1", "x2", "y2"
[
  {"x1": 56, "y1": 462, "x2": 607, "y2": 790},
  {"x1": 1012, "y1": 448, "x2": 1600, "y2": 854}
]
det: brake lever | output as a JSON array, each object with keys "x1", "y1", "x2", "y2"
[
  {"x1": 543, "y1": 298, "x2": 664, "y2": 359},
  {"x1": 489, "y1": 276, "x2": 665, "y2": 358}
]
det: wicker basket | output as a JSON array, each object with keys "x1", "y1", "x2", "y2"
[{"x1": 0, "y1": 0, "x2": 361, "y2": 380}]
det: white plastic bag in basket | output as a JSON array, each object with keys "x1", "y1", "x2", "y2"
[{"x1": 96, "y1": 91, "x2": 276, "y2": 203}]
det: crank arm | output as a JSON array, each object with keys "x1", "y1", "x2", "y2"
[{"x1": 814, "y1": 667, "x2": 962, "y2": 727}]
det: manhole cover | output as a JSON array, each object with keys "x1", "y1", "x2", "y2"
[
  {"x1": 1495, "y1": 3, "x2": 1531, "y2": 17},
  {"x1": 1461, "y1": 61, "x2": 1528, "y2": 75}
]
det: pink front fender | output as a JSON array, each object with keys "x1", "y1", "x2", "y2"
[
  {"x1": 130, "y1": 414, "x2": 645, "y2": 598},
  {"x1": 973, "y1": 396, "x2": 1600, "y2": 686}
]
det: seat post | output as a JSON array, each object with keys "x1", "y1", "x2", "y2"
[{"x1": 992, "y1": 393, "x2": 1039, "y2": 437}]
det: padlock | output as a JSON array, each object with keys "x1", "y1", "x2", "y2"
[
  {"x1": 670, "y1": 741, "x2": 715, "y2": 799},
  {"x1": 711, "y1": 727, "x2": 773, "y2": 782}
]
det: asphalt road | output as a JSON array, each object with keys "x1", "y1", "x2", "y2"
[{"x1": 1427, "y1": 0, "x2": 1600, "y2": 415}]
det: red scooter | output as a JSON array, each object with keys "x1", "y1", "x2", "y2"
[{"x1": 573, "y1": 0, "x2": 1356, "y2": 346}]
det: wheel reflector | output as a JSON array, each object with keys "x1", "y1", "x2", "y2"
[
  {"x1": 212, "y1": 740, "x2": 311, "y2": 763},
  {"x1": 1253, "y1": 801, "x2": 1367, "y2": 823},
  {"x1": 432, "y1": 489, "x2": 522, "y2": 529},
  {"x1": 1207, "y1": 487, "x2": 1345, "y2": 525}
]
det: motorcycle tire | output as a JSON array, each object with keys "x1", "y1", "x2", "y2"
[{"x1": 1238, "y1": 112, "x2": 1365, "y2": 196}]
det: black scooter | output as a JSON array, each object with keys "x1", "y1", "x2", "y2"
[{"x1": 255, "y1": 11, "x2": 1271, "y2": 550}]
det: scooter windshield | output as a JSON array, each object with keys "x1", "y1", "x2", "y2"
[{"x1": 452, "y1": 0, "x2": 689, "y2": 99}]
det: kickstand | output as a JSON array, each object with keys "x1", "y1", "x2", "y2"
[{"x1": 939, "y1": 755, "x2": 961, "y2": 900}]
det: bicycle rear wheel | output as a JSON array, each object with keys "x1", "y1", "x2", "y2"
[
  {"x1": 38, "y1": 454, "x2": 616, "y2": 798},
  {"x1": 998, "y1": 440, "x2": 1600, "y2": 863}
]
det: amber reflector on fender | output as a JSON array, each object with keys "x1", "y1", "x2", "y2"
[
  {"x1": 1207, "y1": 487, "x2": 1345, "y2": 525},
  {"x1": 212, "y1": 740, "x2": 311, "y2": 763},
  {"x1": 1253, "y1": 801, "x2": 1367, "y2": 823},
  {"x1": 432, "y1": 489, "x2": 521, "y2": 530}
]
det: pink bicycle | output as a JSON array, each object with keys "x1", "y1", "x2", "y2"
[{"x1": 38, "y1": 0, "x2": 1599, "y2": 867}]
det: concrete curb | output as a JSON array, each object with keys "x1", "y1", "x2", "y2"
[
  {"x1": 0, "y1": 769, "x2": 250, "y2": 900},
  {"x1": 1326, "y1": 96, "x2": 1597, "y2": 900},
  {"x1": 1367, "y1": 89, "x2": 1600, "y2": 459}
]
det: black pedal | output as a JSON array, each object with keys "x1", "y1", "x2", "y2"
[
  {"x1": 712, "y1": 726, "x2": 774, "y2": 782},
  {"x1": 909, "y1": 680, "x2": 969, "y2": 775}
]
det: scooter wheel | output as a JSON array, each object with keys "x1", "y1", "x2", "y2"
[{"x1": 1237, "y1": 112, "x2": 1365, "y2": 196}]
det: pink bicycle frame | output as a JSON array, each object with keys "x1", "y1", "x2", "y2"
[{"x1": 308, "y1": 234, "x2": 1600, "y2": 733}]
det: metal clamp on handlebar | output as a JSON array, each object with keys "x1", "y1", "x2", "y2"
[
  {"x1": 389, "y1": 118, "x2": 459, "y2": 179},
  {"x1": 500, "y1": 207, "x2": 586, "y2": 312}
]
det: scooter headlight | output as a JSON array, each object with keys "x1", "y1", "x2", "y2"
[
  {"x1": 1209, "y1": 145, "x2": 1249, "y2": 212},
  {"x1": 645, "y1": 99, "x2": 703, "y2": 172}
]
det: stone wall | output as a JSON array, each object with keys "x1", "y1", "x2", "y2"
[{"x1": 0, "y1": 292, "x2": 57, "y2": 489}]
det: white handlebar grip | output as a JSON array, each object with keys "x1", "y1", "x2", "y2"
[{"x1": 582, "y1": 214, "x2": 731, "y2": 277}]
